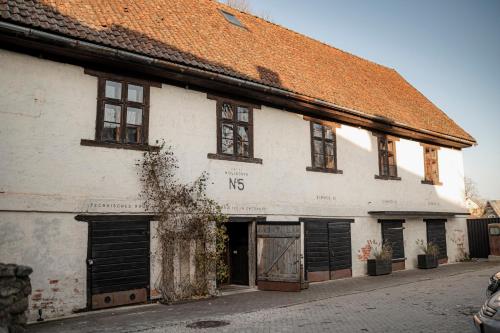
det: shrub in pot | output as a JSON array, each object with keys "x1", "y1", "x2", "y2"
[
  {"x1": 416, "y1": 239, "x2": 439, "y2": 269},
  {"x1": 367, "y1": 240, "x2": 393, "y2": 276}
]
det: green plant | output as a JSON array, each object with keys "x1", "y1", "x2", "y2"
[
  {"x1": 367, "y1": 240, "x2": 393, "y2": 261},
  {"x1": 416, "y1": 239, "x2": 440, "y2": 256},
  {"x1": 138, "y1": 141, "x2": 229, "y2": 303}
]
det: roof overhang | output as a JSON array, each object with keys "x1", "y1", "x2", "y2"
[
  {"x1": 0, "y1": 21, "x2": 476, "y2": 149},
  {"x1": 368, "y1": 211, "x2": 470, "y2": 217}
]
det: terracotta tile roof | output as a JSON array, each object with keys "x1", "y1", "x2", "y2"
[{"x1": 0, "y1": 0, "x2": 475, "y2": 142}]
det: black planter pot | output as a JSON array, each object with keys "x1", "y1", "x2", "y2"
[
  {"x1": 417, "y1": 254, "x2": 438, "y2": 269},
  {"x1": 367, "y1": 259, "x2": 392, "y2": 276}
]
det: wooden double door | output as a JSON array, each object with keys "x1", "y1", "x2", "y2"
[{"x1": 305, "y1": 219, "x2": 353, "y2": 282}]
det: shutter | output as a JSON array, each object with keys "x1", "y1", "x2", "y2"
[
  {"x1": 327, "y1": 222, "x2": 352, "y2": 271},
  {"x1": 381, "y1": 220, "x2": 405, "y2": 261},
  {"x1": 426, "y1": 220, "x2": 447, "y2": 259}
]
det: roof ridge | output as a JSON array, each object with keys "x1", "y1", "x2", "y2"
[{"x1": 213, "y1": 0, "x2": 395, "y2": 72}]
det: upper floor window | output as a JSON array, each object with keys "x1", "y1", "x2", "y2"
[
  {"x1": 422, "y1": 145, "x2": 441, "y2": 185},
  {"x1": 376, "y1": 135, "x2": 400, "y2": 180},
  {"x1": 95, "y1": 74, "x2": 150, "y2": 145},
  {"x1": 306, "y1": 121, "x2": 342, "y2": 174}
]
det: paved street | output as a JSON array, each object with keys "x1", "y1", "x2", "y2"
[{"x1": 30, "y1": 261, "x2": 500, "y2": 333}]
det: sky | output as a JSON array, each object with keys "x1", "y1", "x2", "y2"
[{"x1": 242, "y1": 0, "x2": 500, "y2": 199}]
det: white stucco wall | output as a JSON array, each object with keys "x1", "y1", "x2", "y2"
[{"x1": 0, "y1": 49, "x2": 470, "y2": 320}]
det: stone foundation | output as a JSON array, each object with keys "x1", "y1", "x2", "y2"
[{"x1": 0, "y1": 263, "x2": 33, "y2": 333}]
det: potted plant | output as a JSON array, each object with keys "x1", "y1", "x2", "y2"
[
  {"x1": 416, "y1": 239, "x2": 439, "y2": 269},
  {"x1": 367, "y1": 240, "x2": 393, "y2": 276}
]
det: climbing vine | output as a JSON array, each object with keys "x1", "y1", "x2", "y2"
[{"x1": 138, "y1": 142, "x2": 228, "y2": 302}]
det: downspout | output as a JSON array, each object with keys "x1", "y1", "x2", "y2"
[{"x1": 0, "y1": 21, "x2": 476, "y2": 147}]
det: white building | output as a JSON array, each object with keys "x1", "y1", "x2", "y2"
[{"x1": 0, "y1": 0, "x2": 475, "y2": 321}]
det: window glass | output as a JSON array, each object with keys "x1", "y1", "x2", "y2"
[
  {"x1": 126, "y1": 126, "x2": 141, "y2": 144},
  {"x1": 313, "y1": 154, "x2": 324, "y2": 168},
  {"x1": 127, "y1": 107, "x2": 143, "y2": 125},
  {"x1": 313, "y1": 140, "x2": 324, "y2": 155},
  {"x1": 325, "y1": 127, "x2": 334, "y2": 140},
  {"x1": 105, "y1": 80, "x2": 122, "y2": 99},
  {"x1": 221, "y1": 138, "x2": 234, "y2": 154},
  {"x1": 237, "y1": 106, "x2": 249, "y2": 122},
  {"x1": 127, "y1": 84, "x2": 144, "y2": 103},
  {"x1": 104, "y1": 104, "x2": 121, "y2": 123},
  {"x1": 222, "y1": 103, "x2": 233, "y2": 120},
  {"x1": 102, "y1": 122, "x2": 120, "y2": 142},
  {"x1": 313, "y1": 123, "x2": 323, "y2": 138}
]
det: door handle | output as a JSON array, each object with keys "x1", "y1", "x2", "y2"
[{"x1": 87, "y1": 259, "x2": 94, "y2": 266}]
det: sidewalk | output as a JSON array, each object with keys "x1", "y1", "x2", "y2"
[{"x1": 28, "y1": 261, "x2": 500, "y2": 333}]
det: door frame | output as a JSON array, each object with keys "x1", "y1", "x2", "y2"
[
  {"x1": 379, "y1": 219, "x2": 406, "y2": 270},
  {"x1": 76, "y1": 214, "x2": 153, "y2": 310}
]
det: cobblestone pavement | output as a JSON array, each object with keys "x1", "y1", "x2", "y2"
[{"x1": 30, "y1": 261, "x2": 500, "y2": 333}]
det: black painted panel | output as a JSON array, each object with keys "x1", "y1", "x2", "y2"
[
  {"x1": 381, "y1": 220, "x2": 405, "y2": 260},
  {"x1": 426, "y1": 220, "x2": 447, "y2": 259},
  {"x1": 89, "y1": 219, "x2": 150, "y2": 296}
]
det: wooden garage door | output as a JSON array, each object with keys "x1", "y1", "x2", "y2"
[
  {"x1": 87, "y1": 217, "x2": 150, "y2": 309},
  {"x1": 305, "y1": 219, "x2": 352, "y2": 280},
  {"x1": 256, "y1": 222, "x2": 301, "y2": 291},
  {"x1": 426, "y1": 219, "x2": 447, "y2": 259},
  {"x1": 381, "y1": 220, "x2": 405, "y2": 261}
]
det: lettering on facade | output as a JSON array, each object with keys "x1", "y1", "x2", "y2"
[
  {"x1": 316, "y1": 195, "x2": 336, "y2": 201},
  {"x1": 427, "y1": 201, "x2": 440, "y2": 206},
  {"x1": 87, "y1": 202, "x2": 143, "y2": 210},
  {"x1": 382, "y1": 199, "x2": 397, "y2": 205},
  {"x1": 221, "y1": 203, "x2": 266, "y2": 213},
  {"x1": 229, "y1": 178, "x2": 245, "y2": 191}
]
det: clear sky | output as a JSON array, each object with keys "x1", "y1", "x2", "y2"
[{"x1": 244, "y1": 0, "x2": 500, "y2": 199}]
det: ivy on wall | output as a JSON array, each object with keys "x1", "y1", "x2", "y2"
[{"x1": 138, "y1": 142, "x2": 228, "y2": 302}]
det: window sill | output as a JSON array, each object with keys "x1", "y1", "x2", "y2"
[
  {"x1": 421, "y1": 180, "x2": 443, "y2": 186},
  {"x1": 374, "y1": 175, "x2": 401, "y2": 181},
  {"x1": 306, "y1": 167, "x2": 343, "y2": 174},
  {"x1": 80, "y1": 139, "x2": 160, "y2": 151},
  {"x1": 207, "y1": 153, "x2": 263, "y2": 164}
]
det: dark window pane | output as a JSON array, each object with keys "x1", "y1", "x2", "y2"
[
  {"x1": 237, "y1": 126, "x2": 249, "y2": 142},
  {"x1": 221, "y1": 123, "x2": 233, "y2": 139},
  {"x1": 313, "y1": 154, "x2": 324, "y2": 168},
  {"x1": 313, "y1": 139, "x2": 324, "y2": 154},
  {"x1": 221, "y1": 138, "x2": 234, "y2": 154},
  {"x1": 105, "y1": 80, "x2": 122, "y2": 99},
  {"x1": 127, "y1": 107, "x2": 142, "y2": 125},
  {"x1": 313, "y1": 123, "x2": 323, "y2": 138},
  {"x1": 237, "y1": 141, "x2": 250, "y2": 157},
  {"x1": 237, "y1": 106, "x2": 249, "y2": 122},
  {"x1": 325, "y1": 142, "x2": 334, "y2": 156},
  {"x1": 325, "y1": 127, "x2": 334, "y2": 140},
  {"x1": 127, "y1": 84, "x2": 143, "y2": 103},
  {"x1": 325, "y1": 155, "x2": 335, "y2": 169},
  {"x1": 102, "y1": 122, "x2": 120, "y2": 142},
  {"x1": 221, "y1": 103, "x2": 233, "y2": 120},
  {"x1": 104, "y1": 104, "x2": 121, "y2": 123},
  {"x1": 126, "y1": 126, "x2": 141, "y2": 144}
]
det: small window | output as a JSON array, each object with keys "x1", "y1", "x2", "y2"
[
  {"x1": 95, "y1": 76, "x2": 150, "y2": 145},
  {"x1": 309, "y1": 122, "x2": 338, "y2": 171},
  {"x1": 220, "y1": 10, "x2": 245, "y2": 28},
  {"x1": 423, "y1": 145, "x2": 441, "y2": 185},
  {"x1": 217, "y1": 99, "x2": 253, "y2": 158},
  {"x1": 377, "y1": 135, "x2": 399, "y2": 179}
]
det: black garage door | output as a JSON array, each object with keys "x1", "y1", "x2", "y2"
[
  {"x1": 381, "y1": 220, "x2": 405, "y2": 262},
  {"x1": 304, "y1": 219, "x2": 352, "y2": 280},
  {"x1": 426, "y1": 219, "x2": 447, "y2": 259},
  {"x1": 87, "y1": 216, "x2": 150, "y2": 309}
]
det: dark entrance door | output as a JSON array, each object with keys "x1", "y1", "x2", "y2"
[
  {"x1": 426, "y1": 219, "x2": 447, "y2": 260},
  {"x1": 304, "y1": 219, "x2": 353, "y2": 282},
  {"x1": 381, "y1": 220, "x2": 405, "y2": 269},
  {"x1": 87, "y1": 216, "x2": 150, "y2": 309},
  {"x1": 227, "y1": 223, "x2": 249, "y2": 285}
]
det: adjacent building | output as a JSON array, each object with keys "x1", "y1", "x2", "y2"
[{"x1": 0, "y1": 0, "x2": 475, "y2": 321}]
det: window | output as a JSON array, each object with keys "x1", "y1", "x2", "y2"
[
  {"x1": 422, "y1": 145, "x2": 441, "y2": 185},
  {"x1": 94, "y1": 74, "x2": 150, "y2": 146},
  {"x1": 207, "y1": 96, "x2": 262, "y2": 163},
  {"x1": 307, "y1": 121, "x2": 341, "y2": 173},
  {"x1": 220, "y1": 10, "x2": 245, "y2": 28},
  {"x1": 376, "y1": 135, "x2": 399, "y2": 179}
]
